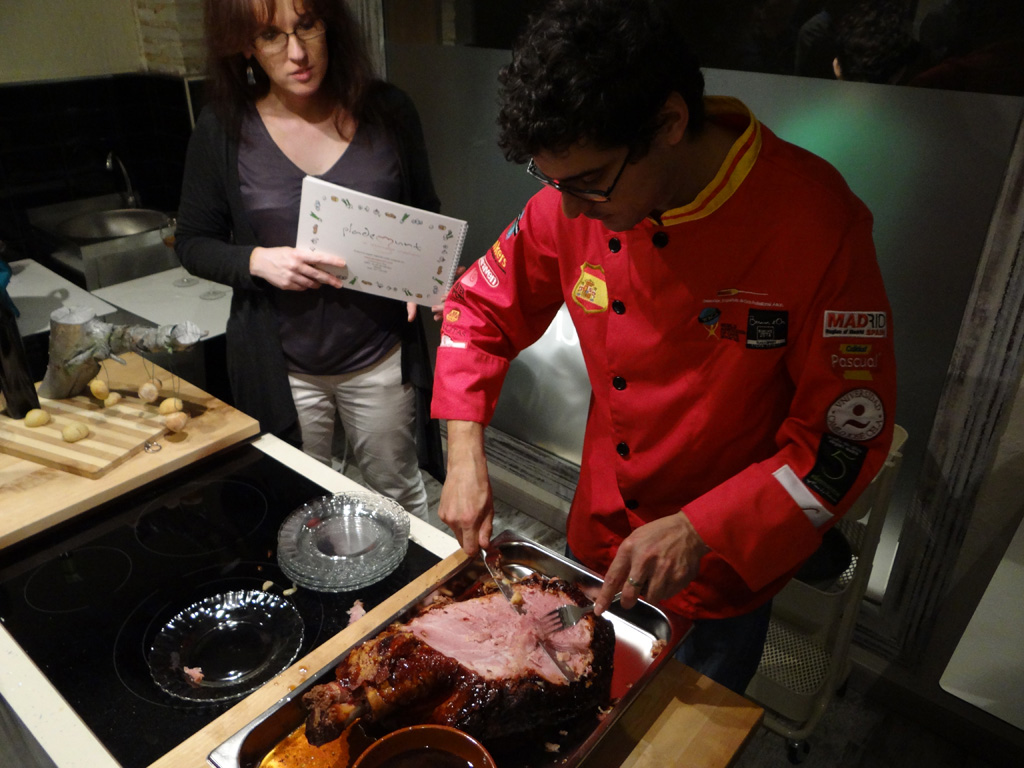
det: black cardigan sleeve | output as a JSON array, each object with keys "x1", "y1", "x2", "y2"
[
  {"x1": 174, "y1": 109, "x2": 262, "y2": 289},
  {"x1": 174, "y1": 108, "x2": 299, "y2": 444}
]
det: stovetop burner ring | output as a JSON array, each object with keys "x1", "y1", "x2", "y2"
[
  {"x1": 147, "y1": 588, "x2": 305, "y2": 704},
  {"x1": 23, "y1": 546, "x2": 133, "y2": 613},
  {"x1": 134, "y1": 479, "x2": 268, "y2": 558},
  {"x1": 112, "y1": 562, "x2": 325, "y2": 709}
]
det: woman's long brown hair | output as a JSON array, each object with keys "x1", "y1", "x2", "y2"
[{"x1": 201, "y1": 0, "x2": 377, "y2": 140}]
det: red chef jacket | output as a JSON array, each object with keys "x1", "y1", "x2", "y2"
[{"x1": 432, "y1": 97, "x2": 897, "y2": 620}]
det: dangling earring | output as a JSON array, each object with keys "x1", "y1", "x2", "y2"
[{"x1": 246, "y1": 63, "x2": 256, "y2": 86}]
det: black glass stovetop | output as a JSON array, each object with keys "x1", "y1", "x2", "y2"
[{"x1": 0, "y1": 442, "x2": 440, "y2": 768}]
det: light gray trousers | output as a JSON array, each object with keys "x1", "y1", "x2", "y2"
[{"x1": 288, "y1": 344, "x2": 428, "y2": 520}]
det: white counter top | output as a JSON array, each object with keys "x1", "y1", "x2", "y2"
[
  {"x1": 5, "y1": 259, "x2": 116, "y2": 336},
  {"x1": 0, "y1": 434, "x2": 458, "y2": 768},
  {"x1": 92, "y1": 267, "x2": 231, "y2": 339},
  {"x1": 254, "y1": 435, "x2": 458, "y2": 559}
]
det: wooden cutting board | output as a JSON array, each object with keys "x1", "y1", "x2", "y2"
[
  {"x1": 0, "y1": 393, "x2": 168, "y2": 477},
  {"x1": 0, "y1": 352, "x2": 260, "y2": 550}
]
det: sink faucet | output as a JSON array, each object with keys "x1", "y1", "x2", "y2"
[{"x1": 106, "y1": 151, "x2": 138, "y2": 208}]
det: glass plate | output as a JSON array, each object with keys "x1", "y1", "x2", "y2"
[
  {"x1": 276, "y1": 491, "x2": 410, "y2": 592},
  {"x1": 147, "y1": 589, "x2": 303, "y2": 703}
]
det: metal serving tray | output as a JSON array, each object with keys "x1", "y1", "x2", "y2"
[{"x1": 209, "y1": 530, "x2": 690, "y2": 768}]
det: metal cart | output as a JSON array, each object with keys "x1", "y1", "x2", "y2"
[{"x1": 744, "y1": 425, "x2": 908, "y2": 763}]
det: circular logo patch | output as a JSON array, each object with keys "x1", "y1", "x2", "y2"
[{"x1": 826, "y1": 389, "x2": 885, "y2": 442}]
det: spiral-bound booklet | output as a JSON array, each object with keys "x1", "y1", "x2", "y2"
[{"x1": 296, "y1": 176, "x2": 467, "y2": 307}]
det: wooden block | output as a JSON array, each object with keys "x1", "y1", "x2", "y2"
[{"x1": 0, "y1": 394, "x2": 167, "y2": 477}]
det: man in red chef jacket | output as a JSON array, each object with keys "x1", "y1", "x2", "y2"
[{"x1": 430, "y1": 0, "x2": 897, "y2": 694}]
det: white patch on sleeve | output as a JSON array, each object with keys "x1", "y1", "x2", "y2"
[
  {"x1": 440, "y1": 334, "x2": 467, "y2": 349},
  {"x1": 772, "y1": 464, "x2": 833, "y2": 528}
]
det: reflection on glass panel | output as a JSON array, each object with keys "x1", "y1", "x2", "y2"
[
  {"x1": 489, "y1": 305, "x2": 589, "y2": 465},
  {"x1": 384, "y1": 0, "x2": 1024, "y2": 96},
  {"x1": 386, "y1": 37, "x2": 1023, "y2": 600}
]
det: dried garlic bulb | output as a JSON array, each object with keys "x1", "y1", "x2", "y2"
[
  {"x1": 62, "y1": 422, "x2": 90, "y2": 442},
  {"x1": 88, "y1": 378, "x2": 110, "y2": 399},
  {"x1": 158, "y1": 397, "x2": 184, "y2": 414},
  {"x1": 138, "y1": 379, "x2": 161, "y2": 403},
  {"x1": 24, "y1": 408, "x2": 51, "y2": 428},
  {"x1": 163, "y1": 411, "x2": 190, "y2": 432}
]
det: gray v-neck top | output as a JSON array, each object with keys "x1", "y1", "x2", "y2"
[{"x1": 238, "y1": 111, "x2": 404, "y2": 374}]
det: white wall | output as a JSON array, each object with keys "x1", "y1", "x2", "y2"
[
  {"x1": 0, "y1": 0, "x2": 206, "y2": 84},
  {"x1": 135, "y1": 0, "x2": 205, "y2": 76},
  {"x1": 0, "y1": 0, "x2": 141, "y2": 83}
]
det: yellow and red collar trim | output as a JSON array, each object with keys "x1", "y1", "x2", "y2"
[{"x1": 657, "y1": 96, "x2": 762, "y2": 226}]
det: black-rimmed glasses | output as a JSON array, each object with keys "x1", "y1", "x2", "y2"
[
  {"x1": 526, "y1": 153, "x2": 630, "y2": 203},
  {"x1": 253, "y1": 19, "x2": 326, "y2": 54}
]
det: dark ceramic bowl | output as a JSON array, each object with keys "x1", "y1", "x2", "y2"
[{"x1": 352, "y1": 725, "x2": 497, "y2": 768}]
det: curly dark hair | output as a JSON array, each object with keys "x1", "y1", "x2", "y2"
[
  {"x1": 497, "y1": 0, "x2": 706, "y2": 164},
  {"x1": 836, "y1": 0, "x2": 920, "y2": 84},
  {"x1": 202, "y1": 0, "x2": 377, "y2": 140}
]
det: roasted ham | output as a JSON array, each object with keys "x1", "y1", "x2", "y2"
[{"x1": 303, "y1": 574, "x2": 614, "y2": 746}]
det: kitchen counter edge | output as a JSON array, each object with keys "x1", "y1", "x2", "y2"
[{"x1": 0, "y1": 433, "x2": 460, "y2": 768}]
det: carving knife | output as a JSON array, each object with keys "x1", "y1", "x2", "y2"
[{"x1": 482, "y1": 547, "x2": 577, "y2": 682}]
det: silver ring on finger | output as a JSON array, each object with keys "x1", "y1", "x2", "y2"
[{"x1": 627, "y1": 576, "x2": 643, "y2": 588}]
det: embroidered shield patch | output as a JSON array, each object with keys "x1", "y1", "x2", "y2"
[{"x1": 572, "y1": 262, "x2": 608, "y2": 313}]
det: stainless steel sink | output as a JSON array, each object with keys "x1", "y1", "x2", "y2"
[
  {"x1": 53, "y1": 208, "x2": 169, "y2": 244},
  {"x1": 27, "y1": 196, "x2": 181, "y2": 289}
]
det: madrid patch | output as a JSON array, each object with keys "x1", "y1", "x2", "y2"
[
  {"x1": 804, "y1": 433, "x2": 867, "y2": 505},
  {"x1": 826, "y1": 388, "x2": 885, "y2": 442},
  {"x1": 823, "y1": 310, "x2": 888, "y2": 338}
]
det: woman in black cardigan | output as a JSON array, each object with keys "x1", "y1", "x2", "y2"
[{"x1": 176, "y1": 0, "x2": 444, "y2": 518}]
